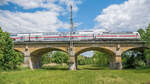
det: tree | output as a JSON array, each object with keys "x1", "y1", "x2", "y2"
[
  {"x1": 138, "y1": 24, "x2": 150, "y2": 66},
  {"x1": 42, "y1": 52, "x2": 53, "y2": 64},
  {"x1": 138, "y1": 24, "x2": 150, "y2": 41},
  {"x1": 144, "y1": 49, "x2": 150, "y2": 66},
  {"x1": 145, "y1": 24, "x2": 150, "y2": 43},
  {"x1": 0, "y1": 27, "x2": 23, "y2": 70},
  {"x1": 77, "y1": 55, "x2": 86, "y2": 65},
  {"x1": 77, "y1": 55, "x2": 94, "y2": 65},
  {"x1": 137, "y1": 28, "x2": 146, "y2": 40},
  {"x1": 52, "y1": 51, "x2": 69, "y2": 64},
  {"x1": 93, "y1": 51, "x2": 109, "y2": 66},
  {"x1": 42, "y1": 51, "x2": 69, "y2": 65},
  {"x1": 122, "y1": 50, "x2": 146, "y2": 69}
]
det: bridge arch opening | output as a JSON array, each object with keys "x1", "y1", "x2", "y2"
[
  {"x1": 30, "y1": 47, "x2": 69, "y2": 69},
  {"x1": 75, "y1": 47, "x2": 115, "y2": 70},
  {"x1": 121, "y1": 47, "x2": 148, "y2": 69}
]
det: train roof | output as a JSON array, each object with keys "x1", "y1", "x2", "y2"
[{"x1": 10, "y1": 31, "x2": 139, "y2": 34}]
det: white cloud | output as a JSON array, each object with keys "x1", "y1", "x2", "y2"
[
  {"x1": 0, "y1": 10, "x2": 69, "y2": 32},
  {"x1": 0, "y1": 0, "x2": 82, "y2": 33},
  {"x1": 0, "y1": 0, "x2": 55, "y2": 9},
  {"x1": 95, "y1": 0, "x2": 150, "y2": 32},
  {"x1": 0, "y1": 0, "x2": 81, "y2": 11}
]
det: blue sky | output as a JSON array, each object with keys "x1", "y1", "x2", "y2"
[
  {"x1": 1, "y1": 0, "x2": 150, "y2": 33},
  {"x1": 73, "y1": 0, "x2": 128, "y2": 31}
]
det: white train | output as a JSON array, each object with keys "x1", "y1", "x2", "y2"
[{"x1": 10, "y1": 31, "x2": 141, "y2": 42}]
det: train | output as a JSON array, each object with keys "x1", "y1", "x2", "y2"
[{"x1": 10, "y1": 31, "x2": 141, "y2": 42}]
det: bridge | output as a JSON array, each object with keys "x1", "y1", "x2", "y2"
[{"x1": 14, "y1": 40, "x2": 147, "y2": 70}]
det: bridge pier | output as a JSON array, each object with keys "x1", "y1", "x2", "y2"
[
  {"x1": 111, "y1": 55, "x2": 122, "y2": 70},
  {"x1": 110, "y1": 44, "x2": 122, "y2": 70},
  {"x1": 69, "y1": 56, "x2": 77, "y2": 70},
  {"x1": 24, "y1": 48, "x2": 33, "y2": 70}
]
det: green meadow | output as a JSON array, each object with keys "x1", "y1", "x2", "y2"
[{"x1": 0, "y1": 65, "x2": 150, "y2": 84}]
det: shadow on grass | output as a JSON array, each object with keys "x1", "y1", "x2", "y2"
[
  {"x1": 41, "y1": 66, "x2": 68, "y2": 70},
  {"x1": 122, "y1": 66, "x2": 150, "y2": 74},
  {"x1": 77, "y1": 64, "x2": 110, "y2": 70},
  {"x1": 41, "y1": 64, "x2": 110, "y2": 70},
  {"x1": 134, "y1": 67, "x2": 150, "y2": 73},
  {"x1": 77, "y1": 67, "x2": 107, "y2": 70},
  {"x1": 32, "y1": 64, "x2": 150, "y2": 71}
]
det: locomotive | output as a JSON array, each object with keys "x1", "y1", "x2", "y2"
[{"x1": 10, "y1": 31, "x2": 141, "y2": 42}]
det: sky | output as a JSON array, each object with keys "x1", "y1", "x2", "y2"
[
  {"x1": 1, "y1": 0, "x2": 150, "y2": 33},
  {"x1": 1, "y1": 0, "x2": 150, "y2": 56}
]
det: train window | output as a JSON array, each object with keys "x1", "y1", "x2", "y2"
[
  {"x1": 20, "y1": 36, "x2": 24, "y2": 40},
  {"x1": 35, "y1": 36, "x2": 39, "y2": 40},
  {"x1": 44, "y1": 38, "x2": 48, "y2": 40},
  {"x1": 10, "y1": 34, "x2": 17, "y2": 36}
]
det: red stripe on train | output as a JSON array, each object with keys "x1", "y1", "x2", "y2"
[{"x1": 96, "y1": 35, "x2": 137, "y2": 37}]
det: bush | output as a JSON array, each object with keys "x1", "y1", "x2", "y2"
[{"x1": 0, "y1": 27, "x2": 24, "y2": 70}]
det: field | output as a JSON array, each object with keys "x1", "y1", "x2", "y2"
[{"x1": 0, "y1": 65, "x2": 150, "y2": 84}]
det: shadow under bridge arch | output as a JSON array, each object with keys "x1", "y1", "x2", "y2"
[{"x1": 30, "y1": 47, "x2": 68, "y2": 69}]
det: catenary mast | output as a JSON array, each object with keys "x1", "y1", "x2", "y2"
[
  {"x1": 70, "y1": 5, "x2": 74, "y2": 57},
  {"x1": 69, "y1": 5, "x2": 76, "y2": 70}
]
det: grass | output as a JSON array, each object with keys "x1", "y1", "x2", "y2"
[{"x1": 0, "y1": 65, "x2": 150, "y2": 84}]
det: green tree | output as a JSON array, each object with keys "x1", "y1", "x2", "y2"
[
  {"x1": 77, "y1": 55, "x2": 94, "y2": 65},
  {"x1": 144, "y1": 49, "x2": 150, "y2": 66},
  {"x1": 144, "y1": 24, "x2": 150, "y2": 66},
  {"x1": 77, "y1": 55, "x2": 86, "y2": 65},
  {"x1": 0, "y1": 27, "x2": 23, "y2": 70},
  {"x1": 42, "y1": 51, "x2": 69, "y2": 64},
  {"x1": 42, "y1": 52, "x2": 52, "y2": 64},
  {"x1": 138, "y1": 24, "x2": 150, "y2": 66},
  {"x1": 52, "y1": 51, "x2": 69, "y2": 64},
  {"x1": 122, "y1": 50, "x2": 146, "y2": 68},
  {"x1": 93, "y1": 51, "x2": 109, "y2": 66},
  {"x1": 137, "y1": 24, "x2": 150, "y2": 42},
  {"x1": 137, "y1": 28, "x2": 146, "y2": 40},
  {"x1": 144, "y1": 24, "x2": 150, "y2": 43}
]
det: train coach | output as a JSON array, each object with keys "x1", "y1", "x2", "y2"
[
  {"x1": 95, "y1": 32, "x2": 140, "y2": 41},
  {"x1": 10, "y1": 32, "x2": 141, "y2": 42}
]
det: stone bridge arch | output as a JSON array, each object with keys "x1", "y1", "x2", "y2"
[
  {"x1": 120, "y1": 47, "x2": 149, "y2": 68},
  {"x1": 74, "y1": 47, "x2": 116, "y2": 69},
  {"x1": 75, "y1": 47, "x2": 115, "y2": 57},
  {"x1": 121, "y1": 47, "x2": 149, "y2": 55},
  {"x1": 30, "y1": 47, "x2": 69, "y2": 69},
  {"x1": 14, "y1": 48, "x2": 25, "y2": 54}
]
